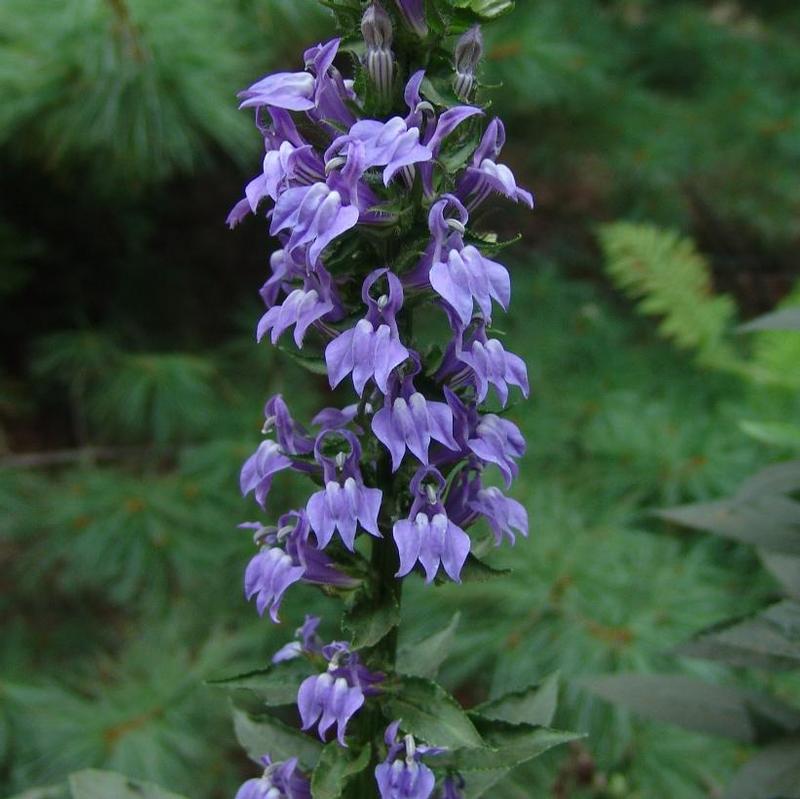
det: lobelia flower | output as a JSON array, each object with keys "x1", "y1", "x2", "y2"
[
  {"x1": 375, "y1": 721, "x2": 442, "y2": 799},
  {"x1": 235, "y1": 755, "x2": 311, "y2": 799},
  {"x1": 457, "y1": 118, "x2": 534, "y2": 211},
  {"x1": 452, "y1": 321, "x2": 529, "y2": 406},
  {"x1": 272, "y1": 615, "x2": 323, "y2": 663},
  {"x1": 393, "y1": 467, "x2": 471, "y2": 582},
  {"x1": 326, "y1": 116, "x2": 433, "y2": 187},
  {"x1": 270, "y1": 172, "x2": 360, "y2": 268},
  {"x1": 298, "y1": 641, "x2": 382, "y2": 746},
  {"x1": 423, "y1": 196, "x2": 510, "y2": 326},
  {"x1": 469, "y1": 486, "x2": 528, "y2": 545},
  {"x1": 306, "y1": 430, "x2": 382, "y2": 551},
  {"x1": 256, "y1": 267, "x2": 340, "y2": 348},
  {"x1": 243, "y1": 511, "x2": 359, "y2": 622},
  {"x1": 467, "y1": 413, "x2": 526, "y2": 487},
  {"x1": 372, "y1": 364, "x2": 459, "y2": 472},
  {"x1": 393, "y1": 0, "x2": 428, "y2": 37},
  {"x1": 453, "y1": 26, "x2": 483, "y2": 101},
  {"x1": 240, "y1": 440, "x2": 294, "y2": 508},
  {"x1": 325, "y1": 269, "x2": 410, "y2": 396},
  {"x1": 362, "y1": 3, "x2": 395, "y2": 104},
  {"x1": 263, "y1": 395, "x2": 314, "y2": 456}
]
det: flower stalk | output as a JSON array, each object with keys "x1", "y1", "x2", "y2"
[{"x1": 227, "y1": 2, "x2": 539, "y2": 796}]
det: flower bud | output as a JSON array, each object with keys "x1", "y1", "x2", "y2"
[
  {"x1": 453, "y1": 25, "x2": 484, "y2": 100},
  {"x1": 362, "y1": 3, "x2": 395, "y2": 103},
  {"x1": 362, "y1": 2, "x2": 393, "y2": 50},
  {"x1": 393, "y1": 0, "x2": 428, "y2": 37}
]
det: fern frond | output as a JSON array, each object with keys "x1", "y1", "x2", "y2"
[{"x1": 600, "y1": 222, "x2": 740, "y2": 370}]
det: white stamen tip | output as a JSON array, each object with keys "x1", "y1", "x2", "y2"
[
  {"x1": 425, "y1": 484, "x2": 438, "y2": 505},
  {"x1": 446, "y1": 218, "x2": 466, "y2": 234}
]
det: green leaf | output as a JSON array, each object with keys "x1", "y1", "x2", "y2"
[
  {"x1": 311, "y1": 741, "x2": 372, "y2": 799},
  {"x1": 585, "y1": 674, "x2": 800, "y2": 744},
  {"x1": 232, "y1": 705, "x2": 323, "y2": 770},
  {"x1": 739, "y1": 308, "x2": 800, "y2": 332},
  {"x1": 384, "y1": 676, "x2": 484, "y2": 748},
  {"x1": 449, "y1": 0, "x2": 516, "y2": 19},
  {"x1": 463, "y1": 771, "x2": 511, "y2": 799},
  {"x1": 473, "y1": 672, "x2": 560, "y2": 727},
  {"x1": 276, "y1": 345, "x2": 329, "y2": 376},
  {"x1": 436, "y1": 717, "x2": 581, "y2": 771},
  {"x1": 68, "y1": 771, "x2": 188, "y2": 799},
  {"x1": 397, "y1": 613, "x2": 461, "y2": 679},
  {"x1": 454, "y1": 554, "x2": 512, "y2": 583},
  {"x1": 658, "y1": 461, "x2": 800, "y2": 555},
  {"x1": 725, "y1": 737, "x2": 800, "y2": 799},
  {"x1": 678, "y1": 600, "x2": 800, "y2": 671},
  {"x1": 342, "y1": 588, "x2": 400, "y2": 649},
  {"x1": 207, "y1": 659, "x2": 312, "y2": 705},
  {"x1": 740, "y1": 420, "x2": 800, "y2": 451},
  {"x1": 761, "y1": 550, "x2": 800, "y2": 599}
]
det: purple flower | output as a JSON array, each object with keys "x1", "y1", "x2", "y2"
[
  {"x1": 244, "y1": 543, "x2": 305, "y2": 622},
  {"x1": 393, "y1": 467, "x2": 471, "y2": 583},
  {"x1": 372, "y1": 370, "x2": 459, "y2": 471},
  {"x1": 272, "y1": 615, "x2": 323, "y2": 663},
  {"x1": 306, "y1": 431, "x2": 382, "y2": 551},
  {"x1": 457, "y1": 119, "x2": 534, "y2": 210},
  {"x1": 256, "y1": 279, "x2": 335, "y2": 348},
  {"x1": 470, "y1": 486, "x2": 528, "y2": 545},
  {"x1": 468, "y1": 414, "x2": 525, "y2": 487},
  {"x1": 271, "y1": 182, "x2": 360, "y2": 268},
  {"x1": 263, "y1": 395, "x2": 315, "y2": 456},
  {"x1": 393, "y1": 0, "x2": 428, "y2": 37},
  {"x1": 327, "y1": 117, "x2": 433, "y2": 186},
  {"x1": 325, "y1": 269, "x2": 410, "y2": 396},
  {"x1": 240, "y1": 440, "x2": 294, "y2": 508},
  {"x1": 429, "y1": 245, "x2": 510, "y2": 327},
  {"x1": 375, "y1": 721, "x2": 440, "y2": 799},
  {"x1": 297, "y1": 642, "x2": 382, "y2": 746},
  {"x1": 455, "y1": 323, "x2": 529, "y2": 406},
  {"x1": 235, "y1": 755, "x2": 311, "y2": 799},
  {"x1": 238, "y1": 38, "x2": 347, "y2": 119},
  {"x1": 243, "y1": 511, "x2": 360, "y2": 622},
  {"x1": 238, "y1": 71, "x2": 317, "y2": 113}
]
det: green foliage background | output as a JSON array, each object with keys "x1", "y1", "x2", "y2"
[{"x1": 1, "y1": 1, "x2": 799, "y2": 797}]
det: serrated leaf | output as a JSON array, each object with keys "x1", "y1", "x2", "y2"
[
  {"x1": 207, "y1": 659, "x2": 312, "y2": 705},
  {"x1": 232, "y1": 705, "x2": 322, "y2": 770},
  {"x1": 384, "y1": 676, "x2": 484, "y2": 748},
  {"x1": 724, "y1": 737, "x2": 800, "y2": 799},
  {"x1": 585, "y1": 674, "x2": 800, "y2": 744},
  {"x1": 658, "y1": 461, "x2": 800, "y2": 554},
  {"x1": 738, "y1": 308, "x2": 800, "y2": 332},
  {"x1": 473, "y1": 672, "x2": 559, "y2": 726},
  {"x1": 311, "y1": 741, "x2": 371, "y2": 799},
  {"x1": 436, "y1": 717, "x2": 580, "y2": 771},
  {"x1": 342, "y1": 588, "x2": 400, "y2": 649},
  {"x1": 397, "y1": 613, "x2": 461, "y2": 679},
  {"x1": 68, "y1": 771, "x2": 188, "y2": 799},
  {"x1": 678, "y1": 600, "x2": 800, "y2": 671}
]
